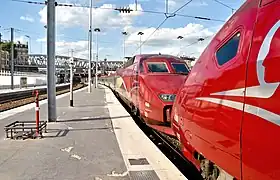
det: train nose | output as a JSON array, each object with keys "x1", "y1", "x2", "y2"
[{"x1": 143, "y1": 74, "x2": 187, "y2": 95}]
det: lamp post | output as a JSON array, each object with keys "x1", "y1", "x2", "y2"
[
  {"x1": 43, "y1": 25, "x2": 47, "y2": 54},
  {"x1": 70, "y1": 49, "x2": 74, "y2": 107},
  {"x1": 94, "y1": 28, "x2": 100, "y2": 88},
  {"x1": 137, "y1": 31, "x2": 144, "y2": 54},
  {"x1": 177, "y1": 35, "x2": 183, "y2": 56},
  {"x1": 88, "y1": 0, "x2": 93, "y2": 93},
  {"x1": 122, "y1": 31, "x2": 127, "y2": 64},
  {"x1": 25, "y1": 35, "x2": 31, "y2": 54}
]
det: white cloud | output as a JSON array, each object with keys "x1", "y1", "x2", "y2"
[
  {"x1": 126, "y1": 23, "x2": 213, "y2": 47},
  {"x1": 123, "y1": 23, "x2": 216, "y2": 64},
  {"x1": 38, "y1": 3, "x2": 143, "y2": 29},
  {"x1": 20, "y1": 15, "x2": 34, "y2": 22}
]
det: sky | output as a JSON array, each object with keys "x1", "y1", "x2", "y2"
[{"x1": 0, "y1": 0, "x2": 246, "y2": 65}]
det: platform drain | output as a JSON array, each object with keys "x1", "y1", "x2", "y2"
[
  {"x1": 128, "y1": 158, "x2": 149, "y2": 165},
  {"x1": 129, "y1": 170, "x2": 159, "y2": 180}
]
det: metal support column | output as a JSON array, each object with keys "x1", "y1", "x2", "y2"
[
  {"x1": 88, "y1": 0, "x2": 93, "y2": 93},
  {"x1": 0, "y1": 33, "x2": 2, "y2": 70},
  {"x1": 95, "y1": 30, "x2": 98, "y2": 88},
  {"x1": 47, "y1": 0, "x2": 57, "y2": 122},
  {"x1": 166, "y1": 0, "x2": 168, "y2": 14},
  {"x1": 123, "y1": 36, "x2": 125, "y2": 64},
  {"x1": 10, "y1": 28, "x2": 14, "y2": 90},
  {"x1": 139, "y1": 35, "x2": 141, "y2": 54}
]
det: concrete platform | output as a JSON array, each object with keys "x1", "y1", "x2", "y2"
[{"x1": 0, "y1": 84, "x2": 187, "y2": 180}]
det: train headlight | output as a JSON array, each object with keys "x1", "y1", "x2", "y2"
[{"x1": 159, "y1": 94, "x2": 176, "y2": 102}]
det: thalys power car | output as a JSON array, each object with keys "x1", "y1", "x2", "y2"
[
  {"x1": 100, "y1": 54, "x2": 190, "y2": 136},
  {"x1": 171, "y1": 0, "x2": 280, "y2": 179}
]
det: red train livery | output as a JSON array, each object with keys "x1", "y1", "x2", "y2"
[
  {"x1": 100, "y1": 54, "x2": 190, "y2": 136},
  {"x1": 171, "y1": 0, "x2": 280, "y2": 179}
]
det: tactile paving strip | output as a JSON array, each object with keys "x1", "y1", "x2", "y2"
[
  {"x1": 129, "y1": 170, "x2": 160, "y2": 180},
  {"x1": 128, "y1": 158, "x2": 150, "y2": 165}
]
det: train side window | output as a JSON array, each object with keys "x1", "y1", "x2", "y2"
[{"x1": 216, "y1": 32, "x2": 241, "y2": 66}]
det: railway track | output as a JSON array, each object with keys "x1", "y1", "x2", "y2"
[
  {"x1": 103, "y1": 83, "x2": 203, "y2": 180},
  {"x1": 0, "y1": 83, "x2": 86, "y2": 112}
]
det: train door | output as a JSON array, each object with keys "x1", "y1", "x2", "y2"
[
  {"x1": 242, "y1": 1, "x2": 280, "y2": 180},
  {"x1": 131, "y1": 63, "x2": 139, "y2": 109},
  {"x1": 121, "y1": 56, "x2": 135, "y2": 100}
]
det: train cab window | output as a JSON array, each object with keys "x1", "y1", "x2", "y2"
[
  {"x1": 171, "y1": 63, "x2": 189, "y2": 74},
  {"x1": 216, "y1": 32, "x2": 241, "y2": 66},
  {"x1": 139, "y1": 62, "x2": 144, "y2": 73},
  {"x1": 147, "y1": 62, "x2": 169, "y2": 73},
  {"x1": 124, "y1": 56, "x2": 135, "y2": 68}
]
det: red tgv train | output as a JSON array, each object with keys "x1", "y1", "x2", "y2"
[
  {"x1": 100, "y1": 54, "x2": 190, "y2": 136},
  {"x1": 171, "y1": 0, "x2": 280, "y2": 179}
]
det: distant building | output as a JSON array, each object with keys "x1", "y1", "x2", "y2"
[
  {"x1": 0, "y1": 50, "x2": 9, "y2": 71},
  {"x1": 0, "y1": 41, "x2": 30, "y2": 71},
  {"x1": 14, "y1": 42, "x2": 29, "y2": 65}
]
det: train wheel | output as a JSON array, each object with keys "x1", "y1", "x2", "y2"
[
  {"x1": 199, "y1": 158, "x2": 235, "y2": 180},
  {"x1": 131, "y1": 105, "x2": 138, "y2": 116}
]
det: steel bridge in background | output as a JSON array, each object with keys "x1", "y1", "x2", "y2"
[{"x1": 27, "y1": 54, "x2": 123, "y2": 71}]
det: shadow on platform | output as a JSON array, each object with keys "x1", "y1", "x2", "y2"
[
  {"x1": 57, "y1": 115, "x2": 130, "y2": 123},
  {"x1": 44, "y1": 126, "x2": 121, "y2": 138},
  {"x1": 75, "y1": 101, "x2": 114, "y2": 107}
]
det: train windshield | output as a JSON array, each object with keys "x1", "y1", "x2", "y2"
[
  {"x1": 147, "y1": 62, "x2": 169, "y2": 73},
  {"x1": 171, "y1": 63, "x2": 189, "y2": 74}
]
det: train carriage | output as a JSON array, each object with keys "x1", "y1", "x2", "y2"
[
  {"x1": 171, "y1": 0, "x2": 280, "y2": 179},
  {"x1": 100, "y1": 54, "x2": 190, "y2": 136}
]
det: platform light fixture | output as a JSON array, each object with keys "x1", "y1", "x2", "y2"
[
  {"x1": 122, "y1": 31, "x2": 128, "y2": 64},
  {"x1": 94, "y1": 28, "x2": 101, "y2": 88},
  {"x1": 137, "y1": 31, "x2": 144, "y2": 54},
  {"x1": 177, "y1": 36, "x2": 183, "y2": 56}
]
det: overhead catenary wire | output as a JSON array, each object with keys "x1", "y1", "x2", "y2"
[
  {"x1": 211, "y1": 0, "x2": 235, "y2": 14},
  {"x1": 182, "y1": 35, "x2": 213, "y2": 49},
  {"x1": 212, "y1": 0, "x2": 235, "y2": 10},
  {"x1": 177, "y1": 35, "x2": 214, "y2": 60},
  {"x1": 131, "y1": 18, "x2": 168, "y2": 55},
  {"x1": 9, "y1": 0, "x2": 225, "y2": 22}
]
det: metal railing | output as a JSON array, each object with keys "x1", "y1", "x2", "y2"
[
  {"x1": 0, "y1": 70, "x2": 26, "y2": 76},
  {"x1": 0, "y1": 70, "x2": 46, "y2": 77}
]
